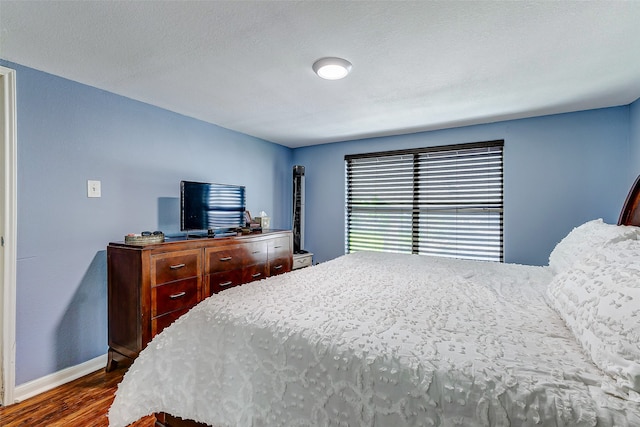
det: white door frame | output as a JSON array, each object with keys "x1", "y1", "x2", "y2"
[{"x1": 1, "y1": 65, "x2": 18, "y2": 406}]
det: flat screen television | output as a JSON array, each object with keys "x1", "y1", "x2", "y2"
[{"x1": 180, "y1": 180, "x2": 246, "y2": 235}]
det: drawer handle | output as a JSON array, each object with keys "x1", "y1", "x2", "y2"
[
  {"x1": 220, "y1": 281, "x2": 233, "y2": 287},
  {"x1": 252, "y1": 250, "x2": 261, "y2": 254},
  {"x1": 170, "y1": 263, "x2": 186, "y2": 270},
  {"x1": 251, "y1": 273, "x2": 262, "y2": 278},
  {"x1": 274, "y1": 245, "x2": 282, "y2": 249},
  {"x1": 273, "y1": 265, "x2": 283, "y2": 270},
  {"x1": 219, "y1": 256, "x2": 232, "y2": 262},
  {"x1": 169, "y1": 291, "x2": 186, "y2": 299}
]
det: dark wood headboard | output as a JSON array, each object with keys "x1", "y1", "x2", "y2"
[{"x1": 618, "y1": 175, "x2": 640, "y2": 226}]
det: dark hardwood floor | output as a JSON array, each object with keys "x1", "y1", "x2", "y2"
[{"x1": 0, "y1": 366, "x2": 155, "y2": 426}]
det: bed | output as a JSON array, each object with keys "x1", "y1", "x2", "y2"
[{"x1": 109, "y1": 177, "x2": 640, "y2": 427}]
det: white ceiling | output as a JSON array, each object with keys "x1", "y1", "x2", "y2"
[{"x1": 2, "y1": 1, "x2": 640, "y2": 148}]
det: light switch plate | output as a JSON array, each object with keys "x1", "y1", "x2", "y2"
[{"x1": 87, "y1": 180, "x2": 101, "y2": 198}]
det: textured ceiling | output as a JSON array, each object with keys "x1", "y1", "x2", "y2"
[{"x1": 1, "y1": 1, "x2": 640, "y2": 148}]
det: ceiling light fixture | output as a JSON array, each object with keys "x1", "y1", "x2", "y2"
[{"x1": 312, "y1": 57, "x2": 352, "y2": 80}]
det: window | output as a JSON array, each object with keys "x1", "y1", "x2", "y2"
[{"x1": 345, "y1": 140, "x2": 504, "y2": 262}]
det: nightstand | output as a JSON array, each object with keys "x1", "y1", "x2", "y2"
[{"x1": 292, "y1": 252, "x2": 313, "y2": 270}]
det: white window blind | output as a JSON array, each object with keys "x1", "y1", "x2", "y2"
[{"x1": 345, "y1": 141, "x2": 504, "y2": 262}]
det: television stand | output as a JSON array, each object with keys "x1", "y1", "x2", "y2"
[{"x1": 106, "y1": 230, "x2": 293, "y2": 371}]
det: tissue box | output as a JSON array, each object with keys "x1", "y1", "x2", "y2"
[{"x1": 256, "y1": 216, "x2": 270, "y2": 229}]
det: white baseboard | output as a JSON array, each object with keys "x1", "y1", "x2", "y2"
[{"x1": 13, "y1": 353, "x2": 107, "y2": 403}]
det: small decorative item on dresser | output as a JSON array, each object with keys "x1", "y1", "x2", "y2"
[
  {"x1": 124, "y1": 231, "x2": 165, "y2": 246},
  {"x1": 245, "y1": 211, "x2": 262, "y2": 230},
  {"x1": 255, "y1": 211, "x2": 270, "y2": 229}
]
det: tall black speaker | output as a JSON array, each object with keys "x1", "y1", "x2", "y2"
[{"x1": 292, "y1": 165, "x2": 305, "y2": 254}]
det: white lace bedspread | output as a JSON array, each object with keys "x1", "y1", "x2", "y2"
[{"x1": 109, "y1": 251, "x2": 640, "y2": 426}]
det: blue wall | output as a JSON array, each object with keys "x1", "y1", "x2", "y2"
[
  {"x1": 3, "y1": 61, "x2": 292, "y2": 385},
  {"x1": 293, "y1": 108, "x2": 632, "y2": 266}
]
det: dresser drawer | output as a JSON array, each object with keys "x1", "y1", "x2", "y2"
[
  {"x1": 205, "y1": 245, "x2": 246, "y2": 273},
  {"x1": 270, "y1": 256, "x2": 291, "y2": 276},
  {"x1": 152, "y1": 249, "x2": 201, "y2": 285},
  {"x1": 207, "y1": 270, "x2": 244, "y2": 295},
  {"x1": 268, "y1": 236, "x2": 291, "y2": 259},
  {"x1": 242, "y1": 263, "x2": 268, "y2": 283},
  {"x1": 152, "y1": 277, "x2": 199, "y2": 317},
  {"x1": 244, "y1": 241, "x2": 268, "y2": 265},
  {"x1": 152, "y1": 306, "x2": 190, "y2": 336}
]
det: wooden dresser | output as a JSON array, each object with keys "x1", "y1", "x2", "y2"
[{"x1": 106, "y1": 230, "x2": 292, "y2": 371}]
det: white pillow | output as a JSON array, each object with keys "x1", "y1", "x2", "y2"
[
  {"x1": 547, "y1": 239, "x2": 640, "y2": 398},
  {"x1": 548, "y1": 219, "x2": 639, "y2": 275}
]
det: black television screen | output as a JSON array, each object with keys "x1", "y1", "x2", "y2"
[{"x1": 180, "y1": 181, "x2": 246, "y2": 233}]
